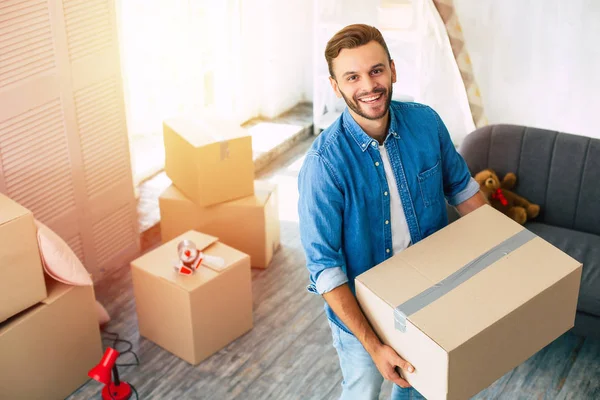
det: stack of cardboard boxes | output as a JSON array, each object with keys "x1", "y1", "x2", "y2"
[
  {"x1": 131, "y1": 115, "x2": 279, "y2": 365},
  {"x1": 0, "y1": 193, "x2": 102, "y2": 399},
  {"x1": 159, "y1": 115, "x2": 281, "y2": 269}
]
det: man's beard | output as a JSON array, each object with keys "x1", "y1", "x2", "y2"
[{"x1": 340, "y1": 84, "x2": 393, "y2": 121}]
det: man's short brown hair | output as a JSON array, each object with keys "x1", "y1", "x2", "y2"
[{"x1": 324, "y1": 24, "x2": 392, "y2": 79}]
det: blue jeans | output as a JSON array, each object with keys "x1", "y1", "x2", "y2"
[{"x1": 329, "y1": 321, "x2": 426, "y2": 400}]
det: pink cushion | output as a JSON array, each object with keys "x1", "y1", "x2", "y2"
[
  {"x1": 34, "y1": 220, "x2": 111, "y2": 325},
  {"x1": 35, "y1": 220, "x2": 92, "y2": 286}
]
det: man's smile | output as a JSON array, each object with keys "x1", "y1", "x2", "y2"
[{"x1": 358, "y1": 93, "x2": 383, "y2": 104}]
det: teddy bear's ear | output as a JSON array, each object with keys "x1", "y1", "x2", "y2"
[
  {"x1": 474, "y1": 170, "x2": 489, "y2": 183},
  {"x1": 488, "y1": 169, "x2": 501, "y2": 182}
]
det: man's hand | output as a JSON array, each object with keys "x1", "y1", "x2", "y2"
[
  {"x1": 371, "y1": 343, "x2": 414, "y2": 388},
  {"x1": 323, "y1": 284, "x2": 415, "y2": 387}
]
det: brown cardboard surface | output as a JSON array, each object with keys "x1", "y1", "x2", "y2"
[
  {"x1": 446, "y1": 265, "x2": 581, "y2": 400},
  {"x1": 131, "y1": 230, "x2": 253, "y2": 365},
  {"x1": 132, "y1": 266, "x2": 195, "y2": 360},
  {"x1": 356, "y1": 205, "x2": 582, "y2": 400},
  {"x1": 0, "y1": 193, "x2": 47, "y2": 322},
  {"x1": 0, "y1": 278, "x2": 103, "y2": 400},
  {"x1": 159, "y1": 181, "x2": 280, "y2": 268},
  {"x1": 189, "y1": 250, "x2": 253, "y2": 363},
  {"x1": 164, "y1": 116, "x2": 250, "y2": 147},
  {"x1": 163, "y1": 115, "x2": 255, "y2": 207}
]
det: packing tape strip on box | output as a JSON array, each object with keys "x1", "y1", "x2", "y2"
[
  {"x1": 204, "y1": 120, "x2": 229, "y2": 161},
  {"x1": 190, "y1": 117, "x2": 230, "y2": 161},
  {"x1": 204, "y1": 123, "x2": 229, "y2": 161},
  {"x1": 394, "y1": 229, "x2": 537, "y2": 333}
]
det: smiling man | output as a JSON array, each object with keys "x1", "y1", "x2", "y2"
[{"x1": 298, "y1": 24, "x2": 487, "y2": 399}]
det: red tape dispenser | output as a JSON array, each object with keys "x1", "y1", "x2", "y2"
[{"x1": 173, "y1": 239, "x2": 226, "y2": 275}]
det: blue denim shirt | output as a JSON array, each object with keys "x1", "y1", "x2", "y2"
[{"x1": 297, "y1": 101, "x2": 479, "y2": 334}]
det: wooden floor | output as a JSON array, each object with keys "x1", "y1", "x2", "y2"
[{"x1": 68, "y1": 137, "x2": 600, "y2": 400}]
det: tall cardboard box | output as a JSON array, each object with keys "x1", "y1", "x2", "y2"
[
  {"x1": 159, "y1": 181, "x2": 280, "y2": 268},
  {"x1": 131, "y1": 230, "x2": 253, "y2": 365},
  {"x1": 356, "y1": 205, "x2": 582, "y2": 400},
  {"x1": 0, "y1": 193, "x2": 47, "y2": 322},
  {"x1": 0, "y1": 278, "x2": 103, "y2": 400},
  {"x1": 163, "y1": 115, "x2": 255, "y2": 207}
]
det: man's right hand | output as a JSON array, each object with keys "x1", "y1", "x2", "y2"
[
  {"x1": 322, "y1": 284, "x2": 415, "y2": 387},
  {"x1": 371, "y1": 343, "x2": 414, "y2": 388}
]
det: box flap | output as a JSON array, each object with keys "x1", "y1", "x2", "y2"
[
  {"x1": 160, "y1": 181, "x2": 276, "y2": 208},
  {"x1": 178, "y1": 230, "x2": 219, "y2": 252},
  {"x1": 0, "y1": 193, "x2": 30, "y2": 225},
  {"x1": 164, "y1": 115, "x2": 249, "y2": 148},
  {"x1": 356, "y1": 256, "x2": 433, "y2": 313},
  {"x1": 398, "y1": 206, "x2": 523, "y2": 284}
]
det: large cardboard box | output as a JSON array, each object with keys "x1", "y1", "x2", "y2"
[
  {"x1": 159, "y1": 181, "x2": 280, "y2": 268},
  {"x1": 356, "y1": 205, "x2": 582, "y2": 400},
  {"x1": 0, "y1": 193, "x2": 47, "y2": 322},
  {"x1": 163, "y1": 115, "x2": 255, "y2": 207},
  {"x1": 131, "y1": 230, "x2": 253, "y2": 365},
  {"x1": 0, "y1": 278, "x2": 103, "y2": 400}
]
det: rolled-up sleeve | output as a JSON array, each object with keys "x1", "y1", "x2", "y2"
[
  {"x1": 432, "y1": 109, "x2": 480, "y2": 206},
  {"x1": 297, "y1": 152, "x2": 348, "y2": 295}
]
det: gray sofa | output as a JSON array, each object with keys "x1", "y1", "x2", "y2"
[{"x1": 451, "y1": 124, "x2": 600, "y2": 338}]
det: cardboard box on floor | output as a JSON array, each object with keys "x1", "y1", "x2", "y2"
[
  {"x1": 131, "y1": 230, "x2": 253, "y2": 365},
  {"x1": 163, "y1": 115, "x2": 255, "y2": 207},
  {"x1": 159, "y1": 181, "x2": 280, "y2": 268},
  {"x1": 0, "y1": 278, "x2": 103, "y2": 400},
  {"x1": 356, "y1": 205, "x2": 582, "y2": 400},
  {"x1": 0, "y1": 193, "x2": 47, "y2": 322}
]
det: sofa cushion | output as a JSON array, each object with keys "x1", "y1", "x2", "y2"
[{"x1": 526, "y1": 222, "x2": 600, "y2": 317}]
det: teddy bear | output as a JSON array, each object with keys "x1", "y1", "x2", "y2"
[{"x1": 474, "y1": 169, "x2": 540, "y2": 225}]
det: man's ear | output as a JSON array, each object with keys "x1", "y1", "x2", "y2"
[
  {"x1": 329, "y1": 76, "x2": 343, "y2": 99},
  {"x1": 390, "y1": 59, "x2": 397, "y2": 84}
]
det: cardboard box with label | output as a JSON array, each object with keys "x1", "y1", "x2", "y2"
[
  {"x1": 0, "y1": 278, "x2": 103, "y2": 400},
  {"x1": 163, "y1": 115, "x2": 255, "y2": 207},
  {"x1": 131, "y1": 230, "x2": 253, "y2": 365},
  {"x1": 356, "y1": 205, "x2": 582, "y2": 400},
  {"x1": 0, "y1": 193, "x2": 47, "y2": 322},
  {"x1": 159, "y1": 181, "x2": 280, "y2": 268}
]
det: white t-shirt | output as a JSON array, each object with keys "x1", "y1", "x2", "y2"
[{"x1": 379, "y1": 144, "x2": 411, "y2": 254}]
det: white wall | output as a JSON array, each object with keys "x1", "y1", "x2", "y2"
[
  {"x1": 240, "y1": 0, "x2": 313, "y2": 120},
  {"x1": 454, "y1": 0, "x2": 600, "y2": 138}
]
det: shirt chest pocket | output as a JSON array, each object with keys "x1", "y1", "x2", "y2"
[{"x1": 417, "y1": 159, "x2": 443, "y2": 207}]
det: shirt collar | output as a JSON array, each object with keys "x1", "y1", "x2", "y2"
[{"x1": 341, "y1": 104, "x2": 401, "y2": 152}]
